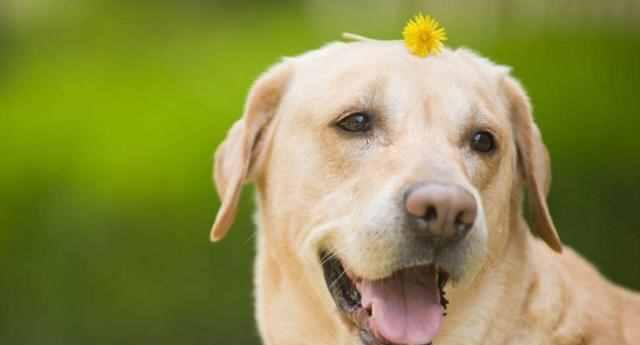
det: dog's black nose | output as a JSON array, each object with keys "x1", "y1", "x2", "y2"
[{"x1": 405, "y1": 183, "x2": 477, "y2": 243}]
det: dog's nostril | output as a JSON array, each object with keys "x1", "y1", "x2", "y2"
[
  {"x1": 454, "y1": 209, "x2": 475, "y2": 235},
  {"x1": 425, "y1": 206, "x2": 437, "y2": 222},
  {"x1": 454, "y1": 211, "x2": 466, "y2": 226},
  {"x1": 454, "y1": 211, "x2": 471, "y2": 230}
]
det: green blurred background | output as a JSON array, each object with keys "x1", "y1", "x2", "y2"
[{"x1": 1, "y1": 1, "x2": 638, "y2": 344}]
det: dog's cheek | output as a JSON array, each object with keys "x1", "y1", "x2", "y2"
[
  {"x1": 472, "y1": 154, "x2": 518, "y2": 264},
  {"x1": 342, "y1": 182, "x2": 408, "y2": 278},
  {"x1": 462, "y1": 150, "x2": 497, "y2": 191},
  {"x1": 482, "y1": 149, "x2": 518, "y2": 220},
  {"x1": 454, "y1": 209, "x2": 489, "y2": 286}
]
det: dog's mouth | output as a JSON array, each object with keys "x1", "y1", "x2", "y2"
[{"x1": 321, "y1": 252, "x2": 449, "y2": 345}]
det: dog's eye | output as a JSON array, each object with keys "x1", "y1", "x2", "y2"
[
  {"x1": 336, "y1": 112, "x2": 372, "y2": 133},
  {"x1": 470, "y1": 131, "x2": 496, "y2": 153}
]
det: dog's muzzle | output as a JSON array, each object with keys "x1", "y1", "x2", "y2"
[{"x1": 320, "y1": 182, "x2": 478, "y2": 345}]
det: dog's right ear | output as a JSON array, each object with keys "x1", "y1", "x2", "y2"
[
  {"x1": 504, "y1": 75, "x2": 563, "y2": 253},
  {"x1": 210, "y1": 61, "x2": 293, "y2": 242}
]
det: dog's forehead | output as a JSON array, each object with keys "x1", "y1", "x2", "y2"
[
  {"x1": 292, "y1": 41, "x2": 504, "y2": 88},
  {"x1": 285, "y1": 41, "x2": 509, "y2": 124}
]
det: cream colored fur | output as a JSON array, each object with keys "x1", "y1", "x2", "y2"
[{"x1": 210, "y1": 41, "x2": 640, "y2": 345}]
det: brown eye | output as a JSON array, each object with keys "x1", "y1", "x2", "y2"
[
  {"x1": 336, "y1": 112, "x2": 371, "y2": 133},
  {"x1": 470, "y1": 131, "x2": 496, "y2": 153}
]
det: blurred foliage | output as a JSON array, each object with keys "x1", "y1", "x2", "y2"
[{"x1": 1, "y1": 1, "x2": 639, "y2": 344}]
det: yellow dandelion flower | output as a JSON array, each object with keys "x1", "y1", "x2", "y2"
[{"x1": 402, "y1": 14, "x2": 447, "y2": 57}]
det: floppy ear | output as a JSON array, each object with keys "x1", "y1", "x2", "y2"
[
  {"x1": 504, "y1": 76, "x2": 563, "y2": 253},
  {"x1": 210, "y1": 61, "x2": 292, "y2": 242}
]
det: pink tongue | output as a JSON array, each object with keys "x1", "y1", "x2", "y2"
[{"x1": 357, "y1": 267, "x2": 442, "y2": 345}]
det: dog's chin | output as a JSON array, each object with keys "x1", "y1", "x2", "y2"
[{"x1": 320, "y1": 252, "x2": 450, "y2": 345}]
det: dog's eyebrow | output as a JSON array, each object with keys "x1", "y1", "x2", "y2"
[
  {"x1": 466, "y1": 104, "x2": 497, "y2": 125},
  {"x1": 469, "y1": 105, "x2": 484, "y2": 123},
  {"x1": 457, "y1": 105, "x2": 505, "y2": 145},
  {"x1": 330, "y1": 77, "x2": 387, "y2": 120}
]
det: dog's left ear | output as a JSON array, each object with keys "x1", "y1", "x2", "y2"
[
  {"x1": 504, "y1": 76, "x2": 563, "y2": 253},
  {"x1": 210, "y1": 61, "x2": 293, "y2": 242}
]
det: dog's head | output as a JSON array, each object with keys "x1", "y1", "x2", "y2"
[{"x1": 210, "y1": 41, "x2": 562, "y2": 345}]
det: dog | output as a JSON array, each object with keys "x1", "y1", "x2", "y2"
[{"x1": 209, "y1": 41, "x2": 640, "y2": 345}]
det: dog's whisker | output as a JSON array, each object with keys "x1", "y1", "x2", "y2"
[
  {"x1": 320, "y1": 252, "x2": 338, "y2": 266},
  {"x1": 318, "y1": 248, "x2": 351, "y2": 270},
  {"x1": 328, "y1": 270, "x2": 348, "y2": 291},
  {"x1": 318, "y1": 245, "x2": 352, "y2": 267}
]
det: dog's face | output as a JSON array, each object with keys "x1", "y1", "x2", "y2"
[{"x1": 211, "y1": 42, "x2": 561, "y2": 345}]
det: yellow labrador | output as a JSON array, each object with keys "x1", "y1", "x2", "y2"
[{"x1": 210, "y1": 41, "x2": 640, "y2": 345}]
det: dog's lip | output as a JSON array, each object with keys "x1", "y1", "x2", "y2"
[{"x1": 320, "y1": 252, "x2": 449, "y2": 345}]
